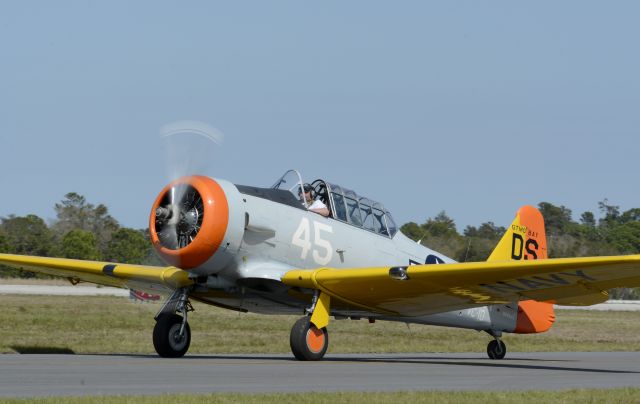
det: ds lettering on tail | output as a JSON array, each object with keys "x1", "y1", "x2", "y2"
[{"x1": 511, "y1": 233, "x2": 539, "y2": 260}]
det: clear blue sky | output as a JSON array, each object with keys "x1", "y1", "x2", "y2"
[{"x1": 1, "y1": 2, "x2": 639, "y2": 232}]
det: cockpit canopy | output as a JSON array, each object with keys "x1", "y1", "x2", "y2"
[{"x1": 272, "y1": 169, "x2": 398, "y2": 238}]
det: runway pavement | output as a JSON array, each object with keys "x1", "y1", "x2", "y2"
[{"x1": 1, "y1": 352, "x2": 639, "y2": 397}]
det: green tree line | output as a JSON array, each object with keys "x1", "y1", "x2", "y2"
[
  {"x1": 1, "y1": 195, "x2": 638, "y2": 298},
  {"x1": 0, "y1": 192, "x2": 161, "y2": 278},
  {"x1": 400, "y1": 200, "x2": 640, "y2": 298}
]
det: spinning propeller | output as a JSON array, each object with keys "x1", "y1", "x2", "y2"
[{"x1": 153, "y1": 121, "x2": 224, "y2": 252}]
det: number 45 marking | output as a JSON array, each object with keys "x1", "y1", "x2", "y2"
[{"x1": 292, "y1": 218, "x2": 334, "y2": 265}]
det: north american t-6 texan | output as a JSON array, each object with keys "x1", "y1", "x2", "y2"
[{"x1": 2, "y1": 169, "x2": 640, "y2": 360}]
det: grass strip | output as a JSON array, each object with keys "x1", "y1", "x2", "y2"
[{"x1": 1, "y1": 295, "x2": 639, "y2": 354}]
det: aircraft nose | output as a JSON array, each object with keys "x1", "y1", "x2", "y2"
[{"x1": 149, "y1": 175, "x2": 229, "y2": 270}]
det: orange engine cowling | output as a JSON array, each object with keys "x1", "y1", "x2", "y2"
[{"x1": 149, "y1": 176, "x2": 229, "y2": 270}]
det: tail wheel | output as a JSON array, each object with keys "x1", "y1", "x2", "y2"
[
  {"x1": 153, "y1": 313, "x2": 191, "y2": 358},
  {"x1": 289, "y1": 316, "x2": 329, "y2": 361},
  {"x1": 487, "y1": 339, "x2": 506, "y2": 360}
]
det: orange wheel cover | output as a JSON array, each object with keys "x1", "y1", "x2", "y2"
[{"x1": 306, "y1": 327, "x2": 325, "y2": 353}]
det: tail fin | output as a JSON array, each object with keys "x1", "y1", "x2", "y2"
[
  {"x1": 488, "y1": 205, "x2": 548, "y2": 262},
  {"x1": 489, "y1": 205, "x2": 555, "y2": 333}
]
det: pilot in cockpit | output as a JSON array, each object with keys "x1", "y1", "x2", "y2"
[{"x1": 300, "y1": 183, "x2": 330, "y2": 217}]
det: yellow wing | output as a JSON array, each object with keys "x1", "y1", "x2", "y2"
[
  {"x1": 282, "y1": 255, "x2": 640, "y2": 316},
  {"x1": 0, "y1": 253, "x2": 193, "y2": 293}
]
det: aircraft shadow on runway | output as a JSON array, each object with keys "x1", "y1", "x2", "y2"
[
  {"x1": 10, "y1": 346, "x2": 75, "y2": 354},
  {"x1": 328, "y1": 357, "x2": 639, "y2": 375}
]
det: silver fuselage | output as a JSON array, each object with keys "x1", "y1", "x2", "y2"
[{"x1": 186, "y1": 179, "x2": 519, "y2": 334}]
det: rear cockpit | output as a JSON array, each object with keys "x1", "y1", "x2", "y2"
[{"x1": 271, "y1": 169, "x2": 398, "y2": 238}]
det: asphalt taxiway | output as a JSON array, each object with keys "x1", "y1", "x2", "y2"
[{"x1": 1, "y1": 352, "x2": 639, "y2": 397}]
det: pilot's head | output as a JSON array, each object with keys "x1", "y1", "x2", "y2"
[{"x1": 300, "y1": 183, "x2": 314, "y2": 202}]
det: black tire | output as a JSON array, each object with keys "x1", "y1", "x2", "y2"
[
  {"x1": 289, "y1": 316, "x2": 328, "y2": 361},
  {"x1": 153, "y1": 313, "x2": 191, "y2": 358},
  {"x1": 487, "y1": 339, "x2": 506, "y2": 360}
]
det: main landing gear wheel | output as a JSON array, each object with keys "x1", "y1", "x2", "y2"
[
  {"x1": 153, "y1": 313, "x2": 191, "y2": 358},
  {"x1": 290, "y1": 316, "x2": 328, "y2": 361},
  {"x1": 487, "y1": 339, "x2": 506, "y2": 360}
]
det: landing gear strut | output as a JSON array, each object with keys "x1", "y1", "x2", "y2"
[
  {"x1": 153, "y1": 287, "x2": 193, "y2": 358},
  {"x1": 290, "y1": 290, "x2": 331, "y2": 361}
]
